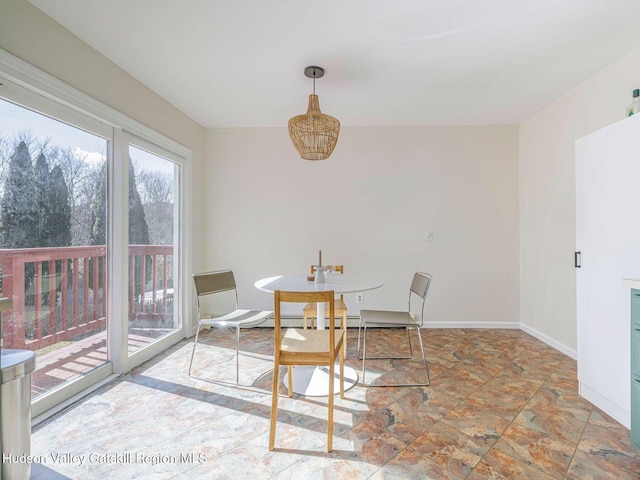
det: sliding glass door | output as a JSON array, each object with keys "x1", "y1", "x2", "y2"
[
  {"x1": 0, "y1": 83, "x2": 112, "y2": 409},
  {"x1": 0, "y1": 69, "x2": 188, "y2": 416},
  {"x1": 126, "y1": 141, "x2": 181, "y2": 355}
]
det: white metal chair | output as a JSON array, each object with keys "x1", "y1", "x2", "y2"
[
  {"x1": 357, "y1": 272, "x2": 432, "y2": 387},
  {"x1": 188, "y1": 269, "x2": 272, "y2": 386}
]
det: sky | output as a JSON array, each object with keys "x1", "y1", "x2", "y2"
[
  {"x1": 0, "y1": 97, "x2": 176, "y2": 175},
  {"x1": 0, "y1": 97, "x2": 108, "y2": 164}
]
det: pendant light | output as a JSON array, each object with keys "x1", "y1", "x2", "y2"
[{"x1": 288, "y1": 66, "x2": 340, "y2": 161}]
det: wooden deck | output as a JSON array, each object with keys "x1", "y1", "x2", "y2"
[{"x1": 30, "y1": 328, "x2": 173, "y2": 398}]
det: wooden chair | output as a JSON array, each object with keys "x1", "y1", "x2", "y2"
[
  {"x1": 357, "y1": 272, "x2": 432, "y2": 387},
  {"x1": 188, "y1": 270, "x2": 273, "y2": 387},
  {"x1": 303, "y1": 265, "x2": 348, "y2": 330},
  {"x1": 269, "y1": 290, "x2": 345, "y2": 452}
]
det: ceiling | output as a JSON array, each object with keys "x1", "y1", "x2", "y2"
[{"x1": 29, "y1": 0, "x2": 640, "y2": 128}]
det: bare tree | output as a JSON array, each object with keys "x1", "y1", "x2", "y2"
[
  {"x1": 50, "y1": 146, "x2": 103, "y2": 246},
  {"x1": 0, "y1": 135, "x2": 13, "y2": 191},
  {"x1": 138, "y1": 169, "x2": 173, "y2": 205},
  {"x1": 138, "y1": 169, "x2": 174, "y2": 245}
]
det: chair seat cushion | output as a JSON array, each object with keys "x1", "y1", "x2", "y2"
[
  {"x1": 360, "y1": 309, "x2": 418, "y2": 326},
  {"x1": 303, "y1": 299, "x2": 348, "y2": 314},
  {"x1": 200, "y1": 309, "x2": 272, "y2": 327},
  {"x1": 281, "y1": 328, "x2": 344, "y2": 354}
]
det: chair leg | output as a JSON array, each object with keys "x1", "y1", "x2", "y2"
[
  {"x1": 406, "y1": 327, "x2": 414, "y2": 357},
  {"x1": 358, "y1": 324, "x2": 431, "y2": 387},
  {"x1": 188, "y1": 325, "x2": 202, "y2": 376},
  {"x1": 287, "y1": 366, "x2": 293, "y2": 397},
  {"x1": 303, "y1": 312, "x2": 316, "y2": 329},
  {"x1": 269, "y1": 363, "x2": 280, "y2": 451},
  {"x1": 340, "y1": 339, "x2": 345, "y2": 399},
  {"x1": 356, "y1": 318, "x2": 362, "y2": 359},
  {"x1": 361, "y1": 324, "x2": 368, "y2": 385},
  {"x1": 415, "y1": 327, "x2": 430, "y2": 385},
  {"x1": 327, "y1": 360, "x2": 335, "y2": 452},
  {"x1": 342, "y1": 311, "x2": 348, "y2": 347},
  {"x1": 234, "y1": 325, "x2": 241, "y2": 387}
]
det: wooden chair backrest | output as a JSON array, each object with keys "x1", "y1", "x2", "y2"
[
  {"x1": 310, "y1": 265, "x2": 345, "y2": 301},
  {"x1": 311, "y1": 264, "x2": 344, "y2": 274},
  {"x1": 274, "y1": 290, "x2": 336, "y2": 362}
]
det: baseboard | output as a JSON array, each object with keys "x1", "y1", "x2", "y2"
[
  {"x1": 580, "y1": 382, "x2": 630, "y2": 429},
  {"x1": 422, "y1": 321, "x2": 520, "y2": 330},
  {"x1": 259, "y1": 315, "x2": 362, "y2": 329},
  {"x1": 262, "y1": 318, "x2": 524, "y2": 330},
  {"x1": 519, "y1": 323, "x2": 577, "y2": 360}
]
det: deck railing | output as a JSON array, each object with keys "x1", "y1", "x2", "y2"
[{"x1": 0, "y1": 245, "x2": 173, "y2": 350}]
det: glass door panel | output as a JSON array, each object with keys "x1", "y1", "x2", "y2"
[
  {"x1": 0, "y1": 97, "x2": 109, "y2": 400},
  {"x1": 127, "y1": 144, "x2": 180, "y2": 354}
]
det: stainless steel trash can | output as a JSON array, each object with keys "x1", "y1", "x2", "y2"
[{"x1": 1, "y1": 348, "x2": 36, "y2": 480}]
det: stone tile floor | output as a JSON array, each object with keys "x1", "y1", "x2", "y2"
[{"x1": 29, "y1": 327, "x2": 640, "y2": 479}]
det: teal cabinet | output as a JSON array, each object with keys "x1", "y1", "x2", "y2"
[
  {"x1": 632, "y1": 289, "x2": 640, "y2": 448},
  {"x1": 634, "y1": 379, "x2": 640, "y2": 448}
]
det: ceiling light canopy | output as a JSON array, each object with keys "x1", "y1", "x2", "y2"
[{"x1": 288, "y1": 66, "x2": 340, "y2": 161}]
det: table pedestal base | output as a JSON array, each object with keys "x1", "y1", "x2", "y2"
[{"x1": 283, "y1": 365, "x2": 358, "y2": 396}]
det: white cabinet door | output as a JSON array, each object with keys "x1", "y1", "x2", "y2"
[{"x1": 575, "y1": 114, "x2": 640, "y2": 428}]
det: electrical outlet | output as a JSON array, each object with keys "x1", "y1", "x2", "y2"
[{"x1": 356, "y1": 293, "x2": 364, "y2": 304}]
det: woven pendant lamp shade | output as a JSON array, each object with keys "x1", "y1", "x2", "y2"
[
  {"x1": 289, "y1": 94, "x2": 340, "y2": 160},
  {"x1": 288, "y1": 66, "x2": 340, "y2": 161}
]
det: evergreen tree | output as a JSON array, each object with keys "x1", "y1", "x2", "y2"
[
  {"x1": 90, "y1": 160, "x2": 150, "y2": 246},
  {"x1": 127, "y1": 161, "x2": 151, "y2": 303},
  {"x1": 89, "y1": 162, "x2": 107, "y2": 246},
  {"x1": 128, "y1": 161, "x2": 150, "y2": 246},
  {"x1": 54, "y1": 146, "x2": 96, "y2": 246},
  {"x1": 31, "y1": 153, "x2": 72, "y2": 248},
  {"x1": 0, "y1": 141, "x2": 37, "y2": 248},
  {"x1": 89, "y1": 159, "x2": 150, "y2": 299},
  {"x1": 87, "y1": 161, "x2": 107, "y2": 294},
  {"x1": 34, "y1": 153, "x2": 51, "y2": 246},
  {"x1": 47, "y1": 165, "x2": 72, "y2": 247}
]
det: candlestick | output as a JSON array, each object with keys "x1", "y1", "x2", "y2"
[{"x1": 319, "y1": 249, "x2": 322, "y2": 267}]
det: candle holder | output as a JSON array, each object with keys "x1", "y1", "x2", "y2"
[{"x1": 314, "y1": 265, "x2": 326, "y2": 284}]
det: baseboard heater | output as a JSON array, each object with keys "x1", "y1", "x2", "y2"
[{"x1": 257, "y1": 315, "x2": 362, "y2": 329}]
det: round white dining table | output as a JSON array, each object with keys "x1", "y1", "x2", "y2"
[{"x1": 255, "y1": 273, "x2": 384, "y2": 396}]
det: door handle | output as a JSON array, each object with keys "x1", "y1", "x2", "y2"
[{"x1": 575, "y1": 251, "x2": 581, "y2": 268}]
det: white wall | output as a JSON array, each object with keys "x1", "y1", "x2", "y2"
[
  {"x1": 205, "y1": 126, "x2": 520, "y2": 322},
  {"x1": 14, "y1": 0, "x2": 640, "y2": 353},
  {"x1": 520, "y1": 44, "x2": 640, "y2": 354}
]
